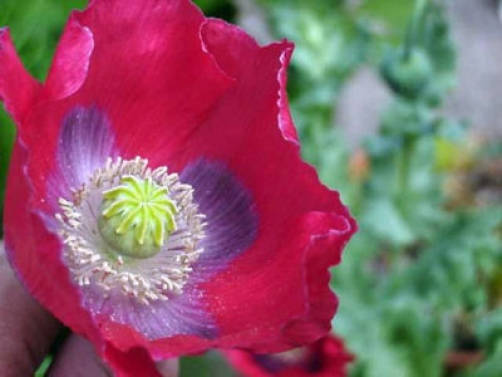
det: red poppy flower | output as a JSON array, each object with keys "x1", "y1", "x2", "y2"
[
  {"x1": 0, "y1": 0, "x2": 356, "y2": 375},
  {"x1": 225, "y1": 334, "x2": 354, "y2": 377}
]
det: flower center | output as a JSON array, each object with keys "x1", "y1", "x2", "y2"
[
  {"x1": 99, "y1": 176, "x2": 178, "y2": 258},
  {"x1": 56, "y1": 157, "x2": 206, "y2": 304}
]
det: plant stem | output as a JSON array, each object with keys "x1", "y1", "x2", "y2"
[
  {"x1": 396, "y1": 137, "x2": 415, "y2": 212},
  {"x1": 404, "y1": 0, "x2": 428, "y2": 59}
]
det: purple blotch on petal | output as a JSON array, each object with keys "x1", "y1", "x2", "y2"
[
  {"x1": 82, "y1": 284, "x2": 218, "y2": 340},
  {"x1": 45, "y1": 106, "x2": 118, "y2": 225},
  {"x1": 181, "y1": 158, "x2": 258, "y2": 277},
  {"x1": 58, "y1": 105, "x2": 116, "y2": 188},
  {"x1": 49, "y1": 105, "x2": 117, "y2": 204}
]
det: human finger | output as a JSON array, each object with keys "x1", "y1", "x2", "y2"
[{"x1": 0, "y1": 242, "x2": 61, "y2": 377}]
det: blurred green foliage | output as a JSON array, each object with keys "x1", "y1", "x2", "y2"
[{"x1": 1, "y1": 0, "x2": 500, "y2": 376}]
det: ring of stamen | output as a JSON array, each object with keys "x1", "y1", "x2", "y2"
[{"x1": 56, "y1": 157, "x2": 206, "y2": 305}]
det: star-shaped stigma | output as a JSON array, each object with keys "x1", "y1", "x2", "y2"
[{"x1": 100, "y1": 175, "x2": 178, "y2": 258}]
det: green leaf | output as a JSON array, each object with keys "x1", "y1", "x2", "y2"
[
  {"x1": 180, "y1": 352, "x2": 234, "y2": 377},
  {"x1": 362, "y1": 198, "x2": 415, "y2": 245}
]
